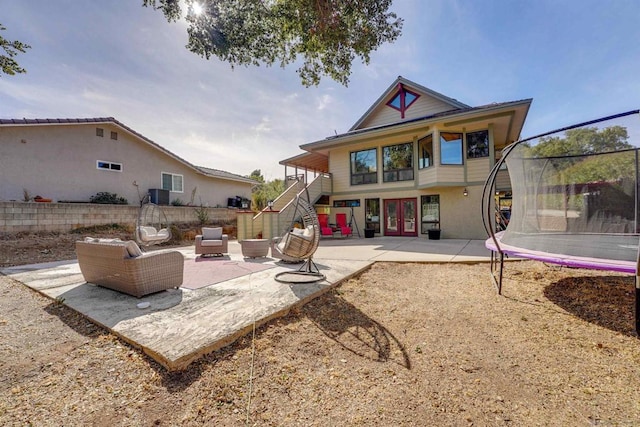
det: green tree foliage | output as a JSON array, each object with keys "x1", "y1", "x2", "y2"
[
  {"x1": 0, "y1": 24, "x2": 31, "y2": 76},
  {"x1": 527, "y1": 125, "x2": 635, "y2": 183},
  {"x1": 249, "y1": 169, "x2": 285, "y2": 211},
  {"x1": 530, "y1": 126, "x2": 632, "y2": 157},
  {"x1": 249, "y1": 169, "x2": 265, "y2": 184},
  {"x1": 384, "y1": 143, "x2": 412, "y2": 169},
  {"x1": 143, "y1": 0, "x2": 403, "y2": 86},
  {"x1": 526, "y1": 126, "x2": 636, "y2": 213}
]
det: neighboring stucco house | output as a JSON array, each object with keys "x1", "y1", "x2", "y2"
[
  {"x1": 280, "y1": 76, "x2": 531, "y2": 239},
  {"x1": 0, "y1": 117, "x2": 257, "y2": 207}
]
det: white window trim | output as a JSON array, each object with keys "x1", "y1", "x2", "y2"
[
  {"x1": 96, "y1": 160, "x2": 123, "y2": 172},
  {"x1": 161, "y1": 172, "x2": 184, "y2": 193}
]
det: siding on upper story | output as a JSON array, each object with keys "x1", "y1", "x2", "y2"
[{"x1": 357, "y1": 95, "x2": 457, "y2": 130}]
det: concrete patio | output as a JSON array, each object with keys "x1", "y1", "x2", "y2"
[{"x1": 1, "y1": 237, "x2": 491, "y2": 371}]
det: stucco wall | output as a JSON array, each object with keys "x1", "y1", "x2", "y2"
[
  {"x1": 0, "y1": 201, "x2": 237, "y2": 234},
  {"x1": 0, "y1": 122, "x2": 253, "y2": 208}
]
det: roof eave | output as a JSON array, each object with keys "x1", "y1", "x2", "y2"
[{"x1": 303, "y1": 99, "x2": 532, "y2": 152}]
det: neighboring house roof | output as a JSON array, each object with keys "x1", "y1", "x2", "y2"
[
  {"x1": 196, "y1": 166, "x2": 258, "y2": 184},
  {"x1": 0, "y1": 117, "x2": 258, "y2": 185},
  {"x1": 349, "y1": 76, "x2": 471, "y2": 131}
]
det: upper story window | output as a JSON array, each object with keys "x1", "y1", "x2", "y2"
[
  {"x1": 418, "y1": 134, "x2": 433, "y2": 169},
  {"x1": 383, "y1": 142, "x2": 414, "y2": 182},
  {"x1": 96, "y1": 160, "x2": 122, "y2": 172},
  {"x1": 440, "y1": 132, "x2": 463, "y2": 165},
  {"x1": 386, "y1": 84, "x2": 420, "y2": 119},
  {"x1": 350, "y1": 148, "x2": 377, "y2": 185},
  {"x1": 96, "y1": 128, "x2": 104, "y2": 137},
  {"x1": 162, "y1": 172, "x2": 183, "y2": 192},
  {"x1": 467, "y1": 130, "x2": 489, "y2": 159},
  {"x1": 110, "y1": 131, "x2": 118, "y2": 140}
]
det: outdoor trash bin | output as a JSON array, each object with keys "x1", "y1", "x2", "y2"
[{"x1": 365, "y1": 228, "x2": 375, "y2": 238}]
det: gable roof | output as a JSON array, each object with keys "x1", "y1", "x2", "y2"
[
  {"x1": 0, "y1": 117, "x2": 258, "y2": 185},
  {"x1": 349, "y1": 76, "x2": 471, "y2": 131}
]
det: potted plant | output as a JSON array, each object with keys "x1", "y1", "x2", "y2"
[{"x1": 427, "y1": 223, "x2": 440, "y2": 240}]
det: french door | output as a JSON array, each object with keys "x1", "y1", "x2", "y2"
[{"x1": 383, "y1": 198, "x2": 418, "y2": 236}]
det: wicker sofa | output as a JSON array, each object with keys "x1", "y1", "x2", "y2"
[{"x1": 75, "y1": 239, "x2": 184, "y2": 298}]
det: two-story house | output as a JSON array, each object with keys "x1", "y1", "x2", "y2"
[{"x1": 280, "y1": 76, "x2": 531, "y2": 239}]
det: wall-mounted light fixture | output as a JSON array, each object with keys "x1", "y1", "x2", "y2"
[{"x1": 463, "y1": 188, "x2": 468, "y2": 197}]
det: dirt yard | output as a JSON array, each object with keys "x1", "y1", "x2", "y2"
[{"x1": 2, "y1": 231, "x2": 640, "y2": 425}]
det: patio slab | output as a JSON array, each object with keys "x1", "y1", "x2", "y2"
[{"x1": 1, "y1": 237, "x2": 492, "y2": 371}]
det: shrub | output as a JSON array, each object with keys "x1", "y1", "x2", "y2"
[
  {"x1": 171, "y1": 198, "x2": 185, "y2": 206},
  {"x1": 89, "y1": 192, "x2": 128, "y2": 205},
  {"x1": 194, "y1": 205, "x2": 209, "y2": 225}
]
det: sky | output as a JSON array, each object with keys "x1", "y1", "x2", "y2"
[{"x1": 2, "y1": 0, "x2": 640, "y2": 181}]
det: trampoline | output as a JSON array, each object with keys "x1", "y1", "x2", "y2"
[{"x1": 482, "y1": 109, "x2": 640, "y2": 332}]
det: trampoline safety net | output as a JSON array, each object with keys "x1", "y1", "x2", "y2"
[{"x1": 484, "y1": 110, "x2": 640, "y2": 266}]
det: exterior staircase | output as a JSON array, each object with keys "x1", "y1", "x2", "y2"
[{"x1": 236, "y1": 173, "x2": 332, "y2": 241}]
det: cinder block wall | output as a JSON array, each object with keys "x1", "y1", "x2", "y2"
[{"x1": 0, "y1": 202, "x2": 237, "y2": 234}]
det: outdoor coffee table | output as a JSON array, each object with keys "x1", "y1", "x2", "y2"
[{"x1": 240, "y1": 239, "x2": 269, "y2": 258}]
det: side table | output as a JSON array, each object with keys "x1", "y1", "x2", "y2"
[{"x1": 240, "y1": 239, "x2": 270, "y2": 258}]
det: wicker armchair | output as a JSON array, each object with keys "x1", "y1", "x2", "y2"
[
  {"x1": 75, "y1": 240, "x2": 184, "y2": 298},
  {"x1": 195, "y1": 227, "x2": 229, "y2": 257}
]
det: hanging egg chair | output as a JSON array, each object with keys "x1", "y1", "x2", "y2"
[
  {"x1": 274, "y1": 193, "x2": 325, "y2": 284},
  {"x1": 136, "y1": 197, "x2": 171, "y2": 248}
]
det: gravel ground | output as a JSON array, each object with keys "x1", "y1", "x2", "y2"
[{"x1": 2, "y1": 232, "x2": 640, "y2": 425}]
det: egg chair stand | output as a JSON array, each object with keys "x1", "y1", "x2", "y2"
[
  {"x1": 136, "y1": 195, "x2": 172, "y2": 249},
  {"x1": 274, "y1": 193, "x2": 326, "y2": 284}
]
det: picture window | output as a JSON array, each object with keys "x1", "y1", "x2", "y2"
[
  {"x1": 383, "y1": 142, "x2": 414, "y2": 182},
  {"x1": 440, "y1": 132, "x2": 463, "y2": 165},
  {"x1": 350, "y1": 148, "x2": 378, "y2": 185},
  {"x1": 467, "y1": 130, "x2": 490, "y2": 159}
]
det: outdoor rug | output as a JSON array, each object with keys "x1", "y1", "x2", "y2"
[{"x1": 181, "y1": 258, "x2": 274, "y2": 290}]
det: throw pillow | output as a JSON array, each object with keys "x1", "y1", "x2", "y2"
[
  {"x1": 125, "y1": 240, "x2": 143, "y2": 258},
  {"x1": 302, "y1": 225, "x2": 314, "y2": 238}
]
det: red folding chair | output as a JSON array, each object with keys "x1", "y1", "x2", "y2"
[
  {"x1": 335, "y1": 213, "x2": 352, "y2": 237},
  {"x1": 317, "y1": 213, "x2": 334, "y2": 237}
]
